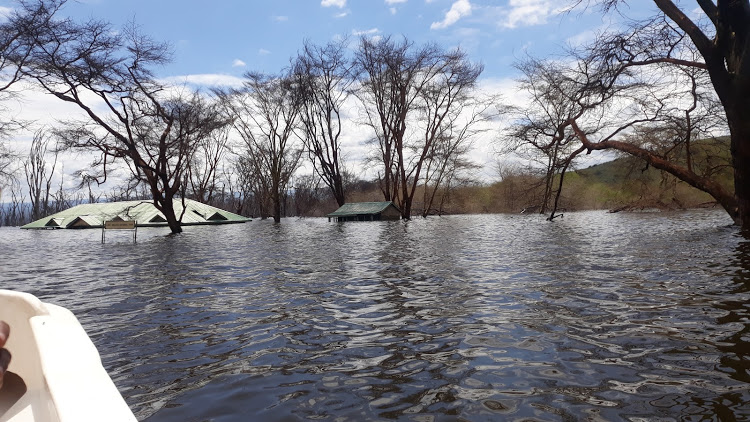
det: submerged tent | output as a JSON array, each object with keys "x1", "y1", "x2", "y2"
[
  {"x1": 21, "y1": 199, "x2": 251, "y2": 229},
  {"x1": 327, "y1": 201, "x2": 401, "y2": 222}
]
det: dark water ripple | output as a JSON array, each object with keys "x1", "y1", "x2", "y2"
[{"x1": 2, "y1": 209, "x2": 749, "y2": 421}]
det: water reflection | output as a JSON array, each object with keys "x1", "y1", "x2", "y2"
[{"x1": 1, "y1": 210, "x2": 749, "y2": 420}]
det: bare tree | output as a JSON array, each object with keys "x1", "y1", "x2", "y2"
[
  {"x1": 184, "y1": 125, "x2": 231, "y2": 205},
  {"x1": 20, "y1": 12, "x2": 229, "y2": 233},
  {"x1": 50, "y1": 165, "x2": 71, "y2": 213},
  {"x1": 291, "y1": 173, "x2": 328, "y2": 217},
  {"x1": 507, "y1": 55, "x2": 596, "y2": 219},
  {"x1": 218, "y1": 72, "x2": 303, "y2": 223},
  {"x1": 355, "y1": 36, "x2": 420, "y2": 206},
  {"x1": 229, "y1": 154, "x2": 263, "y2": 218},
  {"x1": 355, "y1": 36, "x2": 487, "y2": 219},
  {"x1": 510, "y1": 12, "x2": 733, "y2": 221},
  {"x1": 292, "y1": 39, "x2": 354, "y2": 207},
  {"x1": 562, "y1": 0, "x2": 750, "y2": 227},
  {"x1": 1, "y1": 179, "x2": 29, "y2": 226},
  {"x1": 0, "y1": 144, "x2": 15, "y2": 190},
  {"x1": 0, "y1": 0, "x2": 64, "y2": 189},
  {"x1": 23, "y1": 128, "x2": 58, "y2": 220},
  {"x1": 415, "y1": 59, "x2": 494, "y2": 217},
  {"x1": 420, "y1": 142, "x2": 481, "y2": 217}
]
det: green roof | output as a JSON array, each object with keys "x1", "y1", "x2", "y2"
[
  {"x1": 21, "y1": 199, "x2": 251, "y2": 229},
  {"x1": 327, "y1": 201, "x2": 399, "y2": 217}
]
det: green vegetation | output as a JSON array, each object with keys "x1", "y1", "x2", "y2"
[
  {"x1": 289, "y1": 137, "x2": 733, "y2": 218},
  {"x1": 470, "y1": 137, "x2": 734, "y2": 216}
]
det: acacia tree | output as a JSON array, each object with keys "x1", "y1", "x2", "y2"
[
  {"x1": 508, "y1": 55, "x2": 608, "y2": 219},
  {"x1": 24, "y1": 128, "x2": 57, "y2": 220},
  {"x1": 230, "y1": 153, "x2": 266, "y2": 218},
  {"x1": 355, "y1": 36, "x2": 486, "y2": 219},
  {"x1": 0, "y1": 144, "x2": 14, "y2": 192},
  {"x1": 184, "y1": 125, "x2": 231, "y2": 205},
  {"x1": 20, "y1": 13, "x2": 228, "y2": 233},
  {"x1": 549, "y1": 0, "x2": 749, "y2": 227},
  {"x1": 218, "y1": 72, "x2": 303, "y2": 223},
  {"x1": 511, "y1": 9, "x2": 735, "y2": 221},
  {"x1": 415, "y1": 54, "x2": 493, "y2": 217},
  {"x1": 0, "y1": 0, "x2": 64, "y2": 189},
  {"x1": 292, "y1": 39, "x2": 354, "y2": 207}
]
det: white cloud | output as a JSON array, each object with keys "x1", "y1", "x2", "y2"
[
  {"x1": 565, "y1": 20, "x2": 615, "y2": 47},
  {"x1": 352, "y1": 28, "x2": 380, "y2": 37},
  {"x1": 431, "y1": 0, "x2": 472, "y2": 30},
  {"x1": 232, "y1": 59, "x2": 246, "y2": 68},
  {"x1": 500, "y1": 0, "x2": 568, "y2": 29},
  {"x1": 160, "y1": 74, "x2": 245, "y2": 88},
  {"x1": 321, "y1": 0, "x2": 346, "y2": 8},
  {"x1": 390, "y1": 7, "x2": 397, "y2": 14},
  {"x1": 385, "y1": 0, "x2": 407, "y2": 4},
  {"x1": 0, "y1": 6, "x2": 13, "y2": 21},
  {"x1": 334, "y1": 11, "x2": 349, "y2": 18},
  {"x1": 272, "y1": 15, "x2": 288, "y2": 22},
  {"x1": 258, "y1": 48, "x2": 271, "y2": 55}
]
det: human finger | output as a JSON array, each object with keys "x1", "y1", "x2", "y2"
[
  {"x1": 0, "y1": 321, "x2": 8, "y2": 349},
  {"x1": 0, "y1": 348, "x2": 10, "y2": 389}
]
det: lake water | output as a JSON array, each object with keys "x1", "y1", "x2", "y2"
[{"x1": 1, "y1": 209, "x2": 749, "y2": 421}]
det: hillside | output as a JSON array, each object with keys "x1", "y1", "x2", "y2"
[{"x1": 440, "y1": 137, "x2": 735, "y2": 215}]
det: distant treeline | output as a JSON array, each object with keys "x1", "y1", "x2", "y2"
[{"x1": 1, "y1": 146, "x2": 731, "y2": 227}]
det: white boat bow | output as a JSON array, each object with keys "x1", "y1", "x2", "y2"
[{"x1": 0, "y1": 290, "x2": 136, "y2": 422}]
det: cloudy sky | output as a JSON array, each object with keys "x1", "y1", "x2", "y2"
[
  {"x1": 1, "y1": 0, "x2": 662, "y2": 191},
  {"x1": 49, "y1": 0, "x2": 657, "y2": 82}
]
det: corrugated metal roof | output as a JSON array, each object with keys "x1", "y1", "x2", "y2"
[
  {"x1": 327, "y1": 201, "x2": 399, "y2": 217},
  {"x1": 21, "y1": 199, "x2": 251, "y2": 229}
]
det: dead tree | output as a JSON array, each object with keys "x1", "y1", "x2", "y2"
[{"x1": 24, "y1": 128, "x2": 58, "y2": 220}]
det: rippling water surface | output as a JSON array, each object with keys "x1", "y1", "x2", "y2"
[{"x1": 2, "y1": 210, "x2": 750, "y2": 421}]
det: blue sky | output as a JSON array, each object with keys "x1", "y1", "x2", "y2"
[
  {"x1": 52, "y1": 0, "x2": 659, "y2": 83},
  {"x1": 0, "y1": 0, "x2": 666, "y2": 192}
]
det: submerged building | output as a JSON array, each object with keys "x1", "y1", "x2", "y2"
[
  {"x1": 21, "y1": 199, "x2": 251, "y2": 229},
  {"x1": 327, "y1": 201, "x2": 401, "y2": 222}
]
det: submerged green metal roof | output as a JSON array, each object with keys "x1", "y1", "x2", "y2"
[
  {"x1": 327, "y1": 201, "x2": 399, "y2": 217},
  {"x1": 21, "y1": 199, "x2": 251, "y2": 229}
]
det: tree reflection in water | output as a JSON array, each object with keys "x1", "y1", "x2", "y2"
[{"x1": 0, "y1": 209, "x2": 748, "y2": 420}]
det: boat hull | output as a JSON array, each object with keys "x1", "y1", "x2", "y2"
[{"x1": 0, "y1": 290, "x2": 136, "y2": 422}]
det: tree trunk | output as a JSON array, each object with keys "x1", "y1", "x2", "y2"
[
  {"x1": 703, "y1": 58, "x2": 750, "y2": 228},
  {"x1": 728, "y1": 105, "x2": 750, "y2": 229},
  {"x1": 152, "y1": 183, "x2": 183, "y2": 234},
  {"x1": 333, "y1": 177, "x2": 346, "y2": 207},
  {"x1": 570, "y1": 121, "x2": 739, "y2": 223},
  {"x1": 272, "y1": 191, "x2": 282, "y2": 223},
  {"x1": 161, "y1": 200, "x2": 183, "y2": 234},
  {"x1": 401, "y1": 198, "x2": 412, "y2": 220}
]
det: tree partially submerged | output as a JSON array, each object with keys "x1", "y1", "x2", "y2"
[
  {"x1": 292, "y1": 39, "x2": 354, "y2": 207},
  {"x1": 20, "y1": 12, "x2": 228, "y2": 233},
  {"x1": 355, "y1": 36, "x2": 489, "y2": 219},
  {"x1": 511, "y1": 2, "x2": 741, "y2": 223},
  {"x1": 218, "y1": 72, "x2": 303, "y2": 223},
  {"x1": 183, "y1": 125, "x2": 231, "y2": 205},
  {"x1": 24, "y1": 128, "x2": 58, "y2": 220}
]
